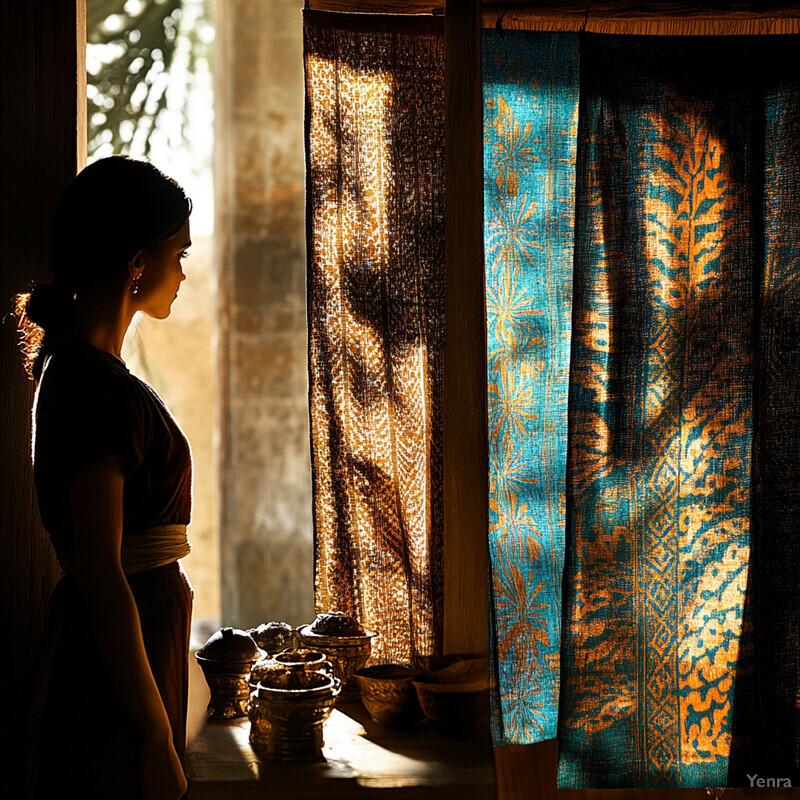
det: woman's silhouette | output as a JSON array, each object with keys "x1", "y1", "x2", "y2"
[{"x1": 17, "y1": 156, "x2": 194, "y2": 800}]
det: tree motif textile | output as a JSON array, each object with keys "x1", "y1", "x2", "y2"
[{"x1": 557, "y1": 34, "x2": 796, "y2": 788}]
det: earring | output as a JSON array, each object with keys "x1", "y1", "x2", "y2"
[{"x1": 131, "y1": 275, "x2": 140, "y2": 295}]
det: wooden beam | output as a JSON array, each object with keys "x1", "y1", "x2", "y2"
[
  {"x1": 484, "y1": 1, "x2": 800, "y2": 33},
  {"x1": 76, "y1": 0, "x2": 88, "y2": 168},
  {"x1": 307, "y1": 0, "x2": 443, "y2": 11},
  {"x1": 443, "y1": 0, "x2": 489, "y2": 654},
  {"x1": 308, "y1": 0, "x2": 800, "y2": 33}
]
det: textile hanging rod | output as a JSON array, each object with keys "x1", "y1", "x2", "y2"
[{"x1": 307, "y1": 1, "x2": 800, "y2": 34}]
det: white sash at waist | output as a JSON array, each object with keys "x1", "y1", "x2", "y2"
[{"x1": 56, "y1": 524, "x2": 191, "y2": 576}]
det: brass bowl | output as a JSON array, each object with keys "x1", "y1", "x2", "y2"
[
  {"x1": 249, "y1": 656, "x2": 278, "y2": 690},
  {"x1": 248, "y1": 621, "x2": 297, "y2": 656},
  {"x1": 247, "y1": 684, "x2": 270, "y2": 753},
  {"x1": 297, "y1": 624, "x2": 377, "y2": 700},
  {"x1": 249, "y1": 648, "x2": 333, "y2": 690},
  {"x1": 354, "y1": 664, "x2": 426, "y2": 728},
  {"x1": 273, "y1": 648, "x2": 334, "y2": 675},
  {"x1": 425, "y1": 656, "x2": 489, "y2": 683},
  {"x1": 251, "y1": 670, "x2": 341, "y2": 763},
  {"x1": 412, "y1": 657, "x2": 490, "y2": 740},
  {"x1": 417, "y1": 652, "x2": 487, "y2": 673}
]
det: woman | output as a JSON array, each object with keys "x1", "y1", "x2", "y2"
[{"x1": 17, "y1": 156, "x2": 194, "y2": 800}]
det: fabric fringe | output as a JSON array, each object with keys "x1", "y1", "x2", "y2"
[{"x1": 484, "y1": 11, "x2": 800, "y2": 35}]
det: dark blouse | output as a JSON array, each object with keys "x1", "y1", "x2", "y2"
[{"x1": 32, "y1": 337, "x2": 192, "y2": 556}]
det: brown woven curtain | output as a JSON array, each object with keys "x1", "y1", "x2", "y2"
[{"x1": 304, "y1": 11, "x2": 445, "y2": 664}]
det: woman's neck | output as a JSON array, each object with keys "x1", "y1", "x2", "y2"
[{"x1": 70, "y1": 281, "x2": 137, "y2": 359}]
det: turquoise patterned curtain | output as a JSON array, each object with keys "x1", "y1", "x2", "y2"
[
  {"x1": 483, "y1": 30, "x2": 800, "y2": 788},
  {"x1": 483, "y1": 30, "x2": 579, "y2": 745}
]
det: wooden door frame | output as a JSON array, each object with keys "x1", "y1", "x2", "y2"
[{"x1": 0, "y1": 1, "x2": 86, "y2": 795}]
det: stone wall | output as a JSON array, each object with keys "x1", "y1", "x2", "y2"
[{"x1": 215, "y1": 0, "x2": 313, "y2": 629}]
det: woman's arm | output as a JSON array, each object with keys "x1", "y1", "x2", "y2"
[{"x1": 70, "y1": 453, "x2": 187, "y2": 800}]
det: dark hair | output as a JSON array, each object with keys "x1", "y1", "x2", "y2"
[{"x1": 12, "y1": 156, "x2": 192, "y2": 380}]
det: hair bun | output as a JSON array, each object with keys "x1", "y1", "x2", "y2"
[{"x1": 25, "y1": 281, "x2": 76, "y2": 332}]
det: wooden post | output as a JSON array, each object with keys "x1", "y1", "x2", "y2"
[
  {"x1": 443, "y1": 0, "x2": 489, "y2": 654},
  {"x1": 0, "y1": 0, "x2": 85, "y2": 794}
]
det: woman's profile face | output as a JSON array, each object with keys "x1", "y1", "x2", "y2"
[{"x1": 136, "y1": 218, "x2": 191, "y2": 319}]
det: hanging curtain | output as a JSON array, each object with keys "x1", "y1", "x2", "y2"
[
  {"x1": 726, "y1": 37, "x2": 800, "y2": 791},
  {"x1": 304, "y1": 8, "x2": 800, "y2": 787},
  {"x1": 482, "y1": 29, "x2": 579, "y2": 745},
  {"x1": 557, "y1": 32, "x2": 759, "y2": 789},
  {"x1": 483, "y1": 28, "x2": 800, "y2": 788},
  {"x1": 303, "y1": 12, "x2": 445, "y2": 664}
]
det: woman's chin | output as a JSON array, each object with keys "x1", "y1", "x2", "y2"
[{"x1": 141, "y1": 306, "x2": 172, "y2": 321}]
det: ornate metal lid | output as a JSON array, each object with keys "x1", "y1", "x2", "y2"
[
  {"x1": 198, "y1": 627, "x2": 261, "y2": 662},
  {"x1": 297, "y1": 612, "x2": 377, "y2": 646},
  {"x1": 248, "y1": 621, "x2": 296, "y2": 655},
  {"x1": 308, "y1": 611, "x2": 365, "y2": 637}
]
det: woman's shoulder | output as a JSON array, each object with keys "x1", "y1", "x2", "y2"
[
  {"x1": 33, "y1": 339, "x2": 150, "y2": 480},
  {"x1": 40, "y1": 337, "x2": 132, "y2": 387},
  {"x1": 36, "y1": 338, "x2": 142, "y2": 424}
]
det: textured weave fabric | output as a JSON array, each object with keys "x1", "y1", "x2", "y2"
[
  {"x1": 482, "y1": 29, "x2": 579, "y2": 745},
  {"x1": 304, "y1": 12, "x2": 445, "y2": 664},
  {"x1": 558, "y1": 34, "x2": 798, "y2": 788}
]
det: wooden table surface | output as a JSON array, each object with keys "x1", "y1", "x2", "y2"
[{"x1": 187, "y1": 701, "x2": 496, "y2": 799}]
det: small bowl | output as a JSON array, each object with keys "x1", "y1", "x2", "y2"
[
  {"x1": 417, "y1": 652, "x2": 486, "y2": 673},
  {"x1": 412, "y1": 657, "x2": 490, "y2": 739},
  {"x1": 355, "y1": 664, "x2": 427, "y2": 728},
  {"x1": 273, "y1": 648, "x2": 334, "y2": 675},
  {"x1": 256, "y1": 668, "x2": 337, "y2": 694},
  {"x1": 249, "y1": 648, "x2": 332, "y2": 690},
  {"x1": 425, "y1": 656, "x2": 489, "y2": 683}
]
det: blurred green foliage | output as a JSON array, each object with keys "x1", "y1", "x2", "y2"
[{"x1": 87, "y1": 0, "x2": 208, "y2": 158}]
